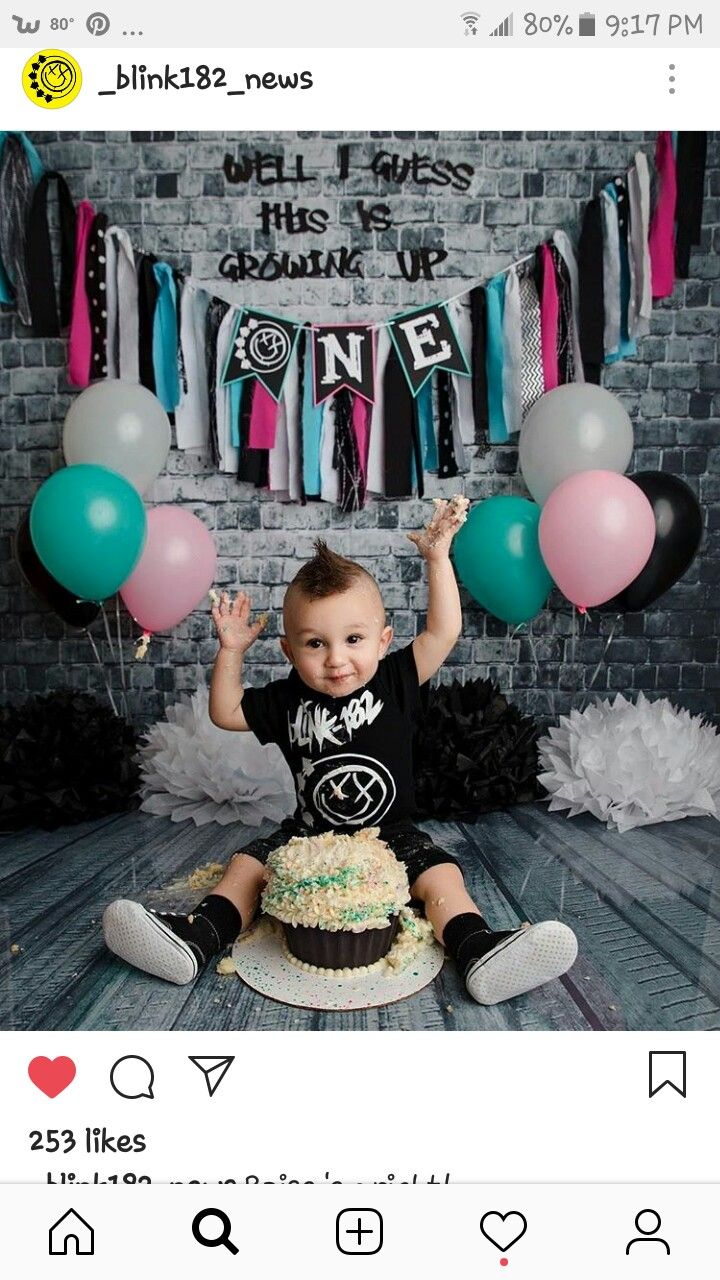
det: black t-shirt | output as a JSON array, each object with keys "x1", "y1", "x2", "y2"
[{"x1": 241, "y1": 643, "x2": 421, "y2": 833}]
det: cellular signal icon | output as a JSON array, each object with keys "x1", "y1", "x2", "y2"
[
  {"x1": 461, "y1": 10, "x2": 481, "y2": 34},
  {"x1": 490, "y1": 12, "x2": 514, "y2": 35}
]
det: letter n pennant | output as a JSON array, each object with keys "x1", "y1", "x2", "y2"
[{"x1": 312, "y1": 324, "x2": 376, "y2": 405}]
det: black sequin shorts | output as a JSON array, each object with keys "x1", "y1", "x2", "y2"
[{"x1": 234, "y1": 818, "x2": 462, "y2": 890}]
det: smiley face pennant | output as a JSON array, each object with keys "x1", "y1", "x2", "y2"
[
  {"x1": 389, "y1": 302, "x2": 470, "y2": 396},
  {"x1": 222, "y1": 308, "x2": 301, "y2": 401},
  {"x1": 311, "y1": 323, "x2": 376, "y2": 405}
]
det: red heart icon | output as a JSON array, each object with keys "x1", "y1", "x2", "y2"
[{"x1": 28, "y1": 1056, "x2": 76, "y2": 1098}]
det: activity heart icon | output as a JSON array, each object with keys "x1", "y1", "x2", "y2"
[
  {"x1": 28, "y1": 1056, "x2": 76, "y2": 1098},
  {"x1": 480, "y1": 1210, "x2": 528, "y2": 1252}
]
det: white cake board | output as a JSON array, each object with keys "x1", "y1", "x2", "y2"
[{"x1": 231, "y1": 930, "x2": 445, "y2": 1012}]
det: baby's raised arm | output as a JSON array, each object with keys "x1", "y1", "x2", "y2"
[
  {"x1": 208, "y1": 591, "x2": 268, "y2": 731},
  {"x1": 408, "y1": 495, "x2": 469, "y2": 685}
]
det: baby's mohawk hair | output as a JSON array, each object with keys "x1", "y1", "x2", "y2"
[{"x1": 289, "y1": 539, "x2": 372, "y2": 601}]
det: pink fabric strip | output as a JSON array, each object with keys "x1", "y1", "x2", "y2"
[
  {"x1": 540, "y1": 242, "x2": 559, "y2": 392},
  {"x1": 67, "y1": 200, "x2": 95, "y2": 388},
  {"x1": 248, "y1": 380, "x2": 278, "y2": 449},
  {"x1": 351, "y1": 394, "x2": 370, "y2": 481},
  {"x1": 648, "y1": 131, "x2": 677, "y2": 299}
]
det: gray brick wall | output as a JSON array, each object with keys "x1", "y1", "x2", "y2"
[{"x1": 1, "y1": 130, "x2": 719, "y2": 727}]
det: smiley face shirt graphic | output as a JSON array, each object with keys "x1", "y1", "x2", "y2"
[{"x1": 242, "y1": 643, "x2": 421, "y2": 832}]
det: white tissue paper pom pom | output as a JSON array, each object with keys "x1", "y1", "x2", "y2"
[
  {"x1": 538, "y1": 693, "x2": 720, "y2": 833},
  {"x1": 138, "y1": 685, "x2": 295, "y2": 827}
]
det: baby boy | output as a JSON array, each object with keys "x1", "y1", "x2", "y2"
[{"x1": 103, "y1": 499, "x2": 577, "y2": 1004}]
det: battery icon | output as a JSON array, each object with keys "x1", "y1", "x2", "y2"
[{"x1": 578, "y1": 11, "x2": 596, "y2": 35}]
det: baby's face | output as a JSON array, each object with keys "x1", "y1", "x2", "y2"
[{"x1": 280, "y1": 581, "x2": 392, "y2": 698}]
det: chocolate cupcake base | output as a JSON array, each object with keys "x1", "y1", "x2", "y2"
[{"x1": 282, "y1": 914, "x2": 400, "y2": 970}]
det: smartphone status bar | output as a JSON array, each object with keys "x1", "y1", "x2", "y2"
[{"x1": 2, "y1": 2, "x2": 717, "y2": 48}]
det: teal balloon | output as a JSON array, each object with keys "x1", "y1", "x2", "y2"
[
  {"x1": 30, "y1": 465, "x2": 147, "y2": 602},
  {"x1": 453, "y1": 496, "x2": 553, "y2": 625}
]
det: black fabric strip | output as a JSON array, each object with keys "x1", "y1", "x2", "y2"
[
  {"x1": 578, "y1": 197, "x2": 605, "y2": 384},
  {"x1": 383, "y1": 342, "x2": 415, "y2": 497},
  {"x1": 86, "y1": 212, "x2": 109, "y2": 380},
  {"x1": 204, "y1": 297, "x2": 229, "y2": 468},
  {"x1": 334, "y1": 387, "x2": 365, "y2": 512},
  {"x1": 137, "y1": 253, "x2": 158, "y2": 393},
  {"x1": 26, "y1": 170, "x2": 76, "y2": 338},
  {"x1": 469, "y1": 285, "x2": 489, "y2": 449},
  {"x1": 675, "y1": 131, "x2": 707, "y2": 279},
  {"x1": 436, "y1": 369, "x2": 459, "y2": 478}
]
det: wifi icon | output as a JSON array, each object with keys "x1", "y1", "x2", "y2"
[{"x1": 461, "y1": 10, "x2": 481, "y2": 35}]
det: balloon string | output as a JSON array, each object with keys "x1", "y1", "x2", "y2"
[
  {"x1": 85, "y1": 628, "x2": 119, "y2": 717},
  {"x1": 581, "y1": 614, "x2": 620, "y2": 709},
  {"x1": 570, "y1": 606, "x2": 577, "y2": 703},
  {"x1": 100, "y1": 604, "x2": 116, "y2": 661},
  {"x1": 115, "y1": 593, "x2": 128, "y2": 720}
]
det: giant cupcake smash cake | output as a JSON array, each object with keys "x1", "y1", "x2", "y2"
[{"x1": 261, "y1": 828, "x2": 412, "y2": 973}]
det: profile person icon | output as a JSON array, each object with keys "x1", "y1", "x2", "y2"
[{"x1": 625, "y1": 1210, "x2": 670, "y2": 1255}]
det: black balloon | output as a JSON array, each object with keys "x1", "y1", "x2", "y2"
[
  {"x1": 612, "y1": 472, "x2": 703, "y2": 611},
  {"x1": 14, "y1": 512, "x2": 101, "y2": 630}
]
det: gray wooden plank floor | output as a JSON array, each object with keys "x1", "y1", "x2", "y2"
[{"x1": 1, "y1": 804, "x2": 719, "y2": 1031}]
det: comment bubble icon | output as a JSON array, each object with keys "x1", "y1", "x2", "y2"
[{"x1": 110, "y1": 1054, "x2": 155, "y2": 1100}]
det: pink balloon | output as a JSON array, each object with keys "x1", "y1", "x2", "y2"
[
  {"x1": 539, "y1": 470, "x2": 656, "y2": 609},
  {"x1": 120, "y1": 506, "x2": 217, "y2": 632}
]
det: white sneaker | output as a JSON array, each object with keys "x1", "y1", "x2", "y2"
[
  {"x1": 102, "y1": 900, "x2": 200, "y2": 985},
  {"x1": 465, "y1": 921, "x2": 578, "y2": 1006}
]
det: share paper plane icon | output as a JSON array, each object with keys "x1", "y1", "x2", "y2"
[{"x1": 188, "y1": 1056, "x2": 235, "y2": 1098}]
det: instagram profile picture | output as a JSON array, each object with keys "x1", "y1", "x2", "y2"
[{"x1": 22, "y1": 49, "x2": 82, "y2": 108}]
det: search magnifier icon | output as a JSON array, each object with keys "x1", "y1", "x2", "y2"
[{"x1": 192, "y1": 1208, "x2": 239, "y2": 1255}]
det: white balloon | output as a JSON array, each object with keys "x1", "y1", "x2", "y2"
[
  {"x1": 519, "y1": 383, "x2": 634, "y2": 506},
  {"x1": 63, "y1": 380, "x2": 171, "y2": 496}
]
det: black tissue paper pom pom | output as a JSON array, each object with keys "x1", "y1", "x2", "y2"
[
  {"x1": 413, "y1": 678, "x2": 542, "y2": 822},
  {"x1": 0, "y1": 691, "x2": 140, "y2": 832}
]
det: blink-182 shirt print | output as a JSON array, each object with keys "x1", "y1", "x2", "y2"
[{"x1": 241, "y1": 643, "x2": 421, "y2": 832}]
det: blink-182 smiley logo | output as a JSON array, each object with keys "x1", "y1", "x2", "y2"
[
  {"x1": 236, "y1": 317, "x2": 291, "y2": 372},
  {"x1": 299, "y1": 754, "x2": 397, "y2": 827},
  {"x1": 222, "y1": 308, "x2": 301, "y2": 401},
  {"x1": 22, "y1": 49, "x2": 82, "y2": 108}
]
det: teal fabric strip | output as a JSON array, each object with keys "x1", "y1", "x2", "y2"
[
  {"x1": 0, "y1": 131, "x2": 44, "y2": 302},
  {"x1": 152, "y1": 262, "x2": 180, "y2": 411},
  {"x1": 302, "y1": 335, "x2": 323, "y2": 495},
  {"x1": 485, "y1": 277, "x2": 508, "y2": 442},
  {"x1": 229, "y1": 378, "x2": 243, "y2": 448},
  {"x1": 416, "y1": 378, "x2": 437, "y2": 471},
  {"x1": 603, "y1": 183, "x2": 637, "y2": 364}
]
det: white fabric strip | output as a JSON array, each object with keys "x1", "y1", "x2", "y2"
[
  {"x1": 282, "y1": 348, "x2": 302, "y2": 502},
  {"x1": 366, "y1": 326, "x2": 391, "y2": 495},
  {"x1": 175, "y1": 282, "x2": 211, "y2": 451},
  {"x1": 319, "y1": 397, "x2": 339, "y2": 505},
  {"x1": 216, "y1": 306, "x2": 239, "y2": 474}
]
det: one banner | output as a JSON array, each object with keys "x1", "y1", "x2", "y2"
[
  {"x1": 222, "y1": 308, "x2": 301, "y2": 401},
  {"x1": 311, "y1": 323, "x2": 376, "y2": 405},
  {"x1": 389, "y1": 302, "x2": 470, "y2": 396}
]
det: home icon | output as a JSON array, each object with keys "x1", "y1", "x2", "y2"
[{"x1": 49, "y1": 1208, "x2": 95, "y2": 1256}]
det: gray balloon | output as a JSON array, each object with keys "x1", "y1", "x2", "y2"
[
  {"x1": 519, "y1": 383, "x2": 634, "y2": 506},
  {"x1": 63, "y1": 380, "x2": 171, "y2": 496}
]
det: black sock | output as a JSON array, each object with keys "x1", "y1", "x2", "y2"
[
  {"x1": 443, "y1": 912, "x2": 516, "y2": 974},
  {"x1": 156, "y1": 894, "x2": 242, "y2": 967}
]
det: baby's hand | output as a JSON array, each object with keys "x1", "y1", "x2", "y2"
[
  {"x1": 407, "y1": 495, "x2": 470, "y2": 562},
  {"x1": 211, "y1": 591, "x2": 268, "y2": 653}
]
